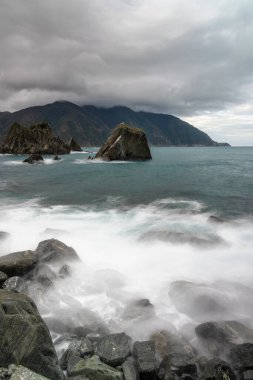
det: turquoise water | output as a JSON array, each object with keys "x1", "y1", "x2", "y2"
[
  {"x1": 0, "y1": 147, "x2": 253, "y2": 342},
  {"x1": 1, "y1": 147, "x2": 252, "y2": 217}
]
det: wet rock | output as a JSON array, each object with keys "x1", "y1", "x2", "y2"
[
  {"x1": 53, "y1": 155, "x2": 61, "y2": 160},
  {"x1": 95, "y1": 333, "x2": 131, "y2": 367},
  {"x1": 151, "y1": 330, "x2": 196, "y2": 366},
  {"x1": 133, "y1": 341, "x2": 157, "y2": 379},
  {"x1": 158, "y1": 355, "x2": 197, "y2": 380},
  {"x1": 242, "y1": 369, "x2": 253, "y2": 380},
  {"x1": 2, "y1": 276, "x2": 28, "y2": 294},
  {"x1": 61, "y1": 338, "x2": 94, "y2": 370},
  {"x1": 169, "y1": 281, "x2": 228, "y2": 320},
  {"x1": 200, "y1": 358, "x2": 236, "y2": 380},
  {"x1": 95, "y1": 123, "x2": 152, "y2": 161},
  {"x1": 122, "y1": 299, "x2": 155, "y2": 321},
  {"x1": 69, "y1": 137, "x2": 83, "y2": 152},
  {"x1": 23, "y1": 154, "x2": 44, "y2": 164},
  {"x1": 122, "y1": 358, "x2": 139, "y2": 380},
  {"x1": 68, "y1": 355, "x2": 123, "y2": 380},
  {"x1": 2, "y1": 122, "x2": 70, "y2": 155},
  {"x1": 0, "y1": 271, "x2": 8, "y2": 286},
  {"x1": 0, "y1": 290, "x2": 64, "y2": 379},
  {"x1": 0, "y1": 250, "x2": 38, "y2": 277},
  {"x1": 195, "y1": 321, "x2": 253, "y2": 356},
  {"x1": 229, "y1": 343, "x2": 253, "y2": 371},
  {"x1": 35, "y1": 238, "x2": 79, "y2": 264},
  {"x1": 208, "y1": 215, "x2": 224, "y2": 223},
  {"x1": 35, "y1": 264, "x2": 57, "y2": 287},
  {"x1": 10, "y1": 365, "x2": 50, "y2": 379}
]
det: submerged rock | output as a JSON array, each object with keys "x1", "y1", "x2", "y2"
[
  {"x1": 69, "y1": 137, "x2": 83, "y2": 152},
  {"x1": 0, "y1": 250, "x2": 38, "y2": 277},
  {"x1": 35, "y1": 238, "x2": 79, "y2": 263},
  {"x1": 0, "y1": 290, "x2": 63, "y2": 379},
  {"x1": 95, "y1": 333, "x2": 131, "y2": 367},
  {"x1": 23, "y1": 154, "x2": 44, "y2": 164},
  {"x1": 53, "y1": 155, "x2": 61, "y2": 160},
  {"x1": 95, "y1": 123, "x2": 152, "y2": 161},
  {"x1": 2, "y1": 122, "x2": 70, "y2": 155}
]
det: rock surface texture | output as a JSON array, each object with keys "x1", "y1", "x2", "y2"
[
  {"x1": 95, "y1": 123, "x2": 152, "y2": 161},
  {"x1": 1, "y1": 122, "x2": 70, "y2": 155},
  {"x1": 0, "y1": 290, "x2": 63, "y2": 379},
  {"x1": 0, "y1": 250, "x2": 38, "y2": 277}
]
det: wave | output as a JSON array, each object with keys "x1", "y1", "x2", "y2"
[{"x1": 0, "y1": 197, "x2": 253, "y2": 343}]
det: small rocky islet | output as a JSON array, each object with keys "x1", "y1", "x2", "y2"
[{"x1": 0, "y1": 237, "x2": 252, "y2": 379}]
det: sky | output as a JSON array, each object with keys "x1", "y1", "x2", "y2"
[{"x1": 0, "y1": 0, "x2": 253, "y2": 145}]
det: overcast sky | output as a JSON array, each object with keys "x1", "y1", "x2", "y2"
[{"x1": 1, "y1": 0, "x2": 253, "y2": 145}]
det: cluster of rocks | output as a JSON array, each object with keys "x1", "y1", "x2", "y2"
[{"x1": 0, "y1": 236, "x2": 253, "y2": 380}]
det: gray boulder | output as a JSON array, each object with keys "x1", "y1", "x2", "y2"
[
  {"x1": 10, "y1": 365, "x2": 50, "y2": 379},
  {"x1": 95, "y1": 333, "x2": 131, "y2": 367},
  {"x1": 68, "y1": 355, "x2": 123, "y2": 380},
  {"x1": 122, "y1": 358, "x2": 139, "y2": 380},
  {"x1": 0, "y1": 250, "x2": 38, "y2": 277},
  {"x1": 2, "y1": 276, "x2": 28, "y2": 294},
  {"x1": 35, "y1": 238, "x2": 79, "y2": 263},
  {"x1": 0, "y1": 290, "x2": 63, "y2": 379},
  {"x1": 95, "y1": 123, "x2": 152, "y2": 161},
  {"x1": 133, "y1": 341, "x2": 157, "y2": 379},
  {"x1": 199, "y1": 358, "x2": 236, "y2": 380}
]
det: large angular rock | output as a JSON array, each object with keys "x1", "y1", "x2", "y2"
[
  {"x1": 0, "y1": 250, "x2": 38, "y2": 277},
  {"x1": 68, "y1": 355, "x2": 123, "y2": 380},
  {"x1": 35, "y1": 239, "x2": 79, "y2": 264},
  {"x1": 199, "y1": 358, "x2": 236, "y2": 380},
  {"x1": 133, "y1": 341, "x2": 157, "y2": 379},
  {"x1": 2, "y1": 122, "x2": 70, "y2": 155},
  {"x1": 2, "y1": 276, "x2": 28, "y2": 294},
  {"x1": 69, "y1": 137, "x2": 82, "y2": 152},
  {"x1": 195, "y1": 321, "x2": 253, "y2": 356},
  {"x1": 10, "y1": 365, "x2": 50, "y2": 379},
  {"x1": 95, "y1": 123, "x2": 152, "y2": 161},
  {"x1": 0, "y1": 290, "x2": 63, "y2": 379},
  {"x1": 60, "y1": 338, "x2": 94, "y2": 370},
  {"x1": 95, "y1": 333, "x2": 131, "y2": 367}
]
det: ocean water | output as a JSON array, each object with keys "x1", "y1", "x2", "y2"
[{"x1": 0, "y1": 147, "x2": 253, "y2": 348}]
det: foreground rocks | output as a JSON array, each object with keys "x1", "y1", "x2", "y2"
[
  {"x1": 0, "y1": 290, "x2": 63, "y2": 379},
  {"x1": 0, "y1": 250, "x2": 38, "y2": 277},
  {"x1": 95, "y1": 123, "x2": 152, "y2": 161},
  {"x1": 1, "y1": 122, "x2": 70, "y2": 155}
]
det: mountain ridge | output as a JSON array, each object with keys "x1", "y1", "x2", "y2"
[{"x1": 0, "y1": 101, "x2": 229, "y2": 147}]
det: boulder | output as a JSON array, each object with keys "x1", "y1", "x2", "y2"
[
  {"x1": 2, "y1": 276, "x2": 28, "y2": 294},
  {"x1": 69, "y1": 137, "x2": 83, "y2": 152},
  {"x1": 0, "y1": 250, "x2": 38, "y2": 277},
  {"x1": 95, "y1": 123, "x2": 152, "y2": 161},
  {"x1": 68, "y1": 355, "x2": 124, "y2": 380},
  {"x1": 0, "y1": 271, "x2": 8, "y2": 286},
  {"x1": 23, "y1": 154, "x2": 44, "y2": 164},
  {"x1": 95, "y1": 333, "x2": 131, "y2": 367},
  {"x1": 229, "y1": 343, "x2": 253, "y2": 371},
  {"x1": 195, "y1": 321, "x2": 253, "y2": 356},
  {"x1": 122, "y1": 358, "x2": 139, "y2": 380},
  {"x1": 151, "y1": 330, "x2": 196, "y2": 366},
  {"x1": 2, "y1": 122, "x2": 70, "y2": 155},
  {"x1": 0, "y1": 290, "x2": 63, "y2": 379},
  {"x1": 199, "y1": 358, "x2": 236, "y2": 380},
  {"x1": 60, "y1": 338, "x2": 94, "y2": 370},
  {"x1": 169, "y1": 281, "x2": 228, "y2": 320},
  {"x1": 121, "y1": 299, "x2": 155, "y2": 321},
  {"x1": 35, "y1": 239, "x2": 79, "y2": 264},
  {"x1": 53, "y1": 155, "x2": 61, "y2": 160},
  {"x1": 10, "y1": 365, "x2": 50, "y2": 379},
  {"x1": 133, "y1": 341, "x2": 157, "y2": 379}
]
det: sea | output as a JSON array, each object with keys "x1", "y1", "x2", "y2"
[{"x1": 0, "y1": 147, "x2": 253, "y2": 348}]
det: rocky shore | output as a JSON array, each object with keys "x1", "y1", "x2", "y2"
[{"x1": 0, "y1": 237, "x2": 252, "y2": 380}]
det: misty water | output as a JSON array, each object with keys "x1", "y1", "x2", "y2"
[{"x1": 0, "y1": 147, "x2": 253, "y2": 353}]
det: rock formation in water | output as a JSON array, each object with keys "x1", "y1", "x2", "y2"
[
  {"x1": 23, "y1": 153, "x2": 44, "y2": 164},
  {"x1": 1, "y1": 121, "x2": 70, "y2": 155},
  {"x1": 95, "y1": 123, "x2": 152, "y2": 161},
  {"x1": 68, "y1": 137, "x2": 83, "y2": 151}
]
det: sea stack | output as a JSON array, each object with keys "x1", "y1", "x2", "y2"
[
  {"x1": 68, "y1": 137, "x2": 83, "y2": 152},
  {"x1": 1, "y1": 122, "x2": 70, "y2": 155},
  {"x1": 95, "y1": 122, "x2": 152, "y2": 161}
]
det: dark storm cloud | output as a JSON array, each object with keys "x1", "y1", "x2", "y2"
[{"x1": 0, "y1": 0, "x2": 253, "y2": 122}]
